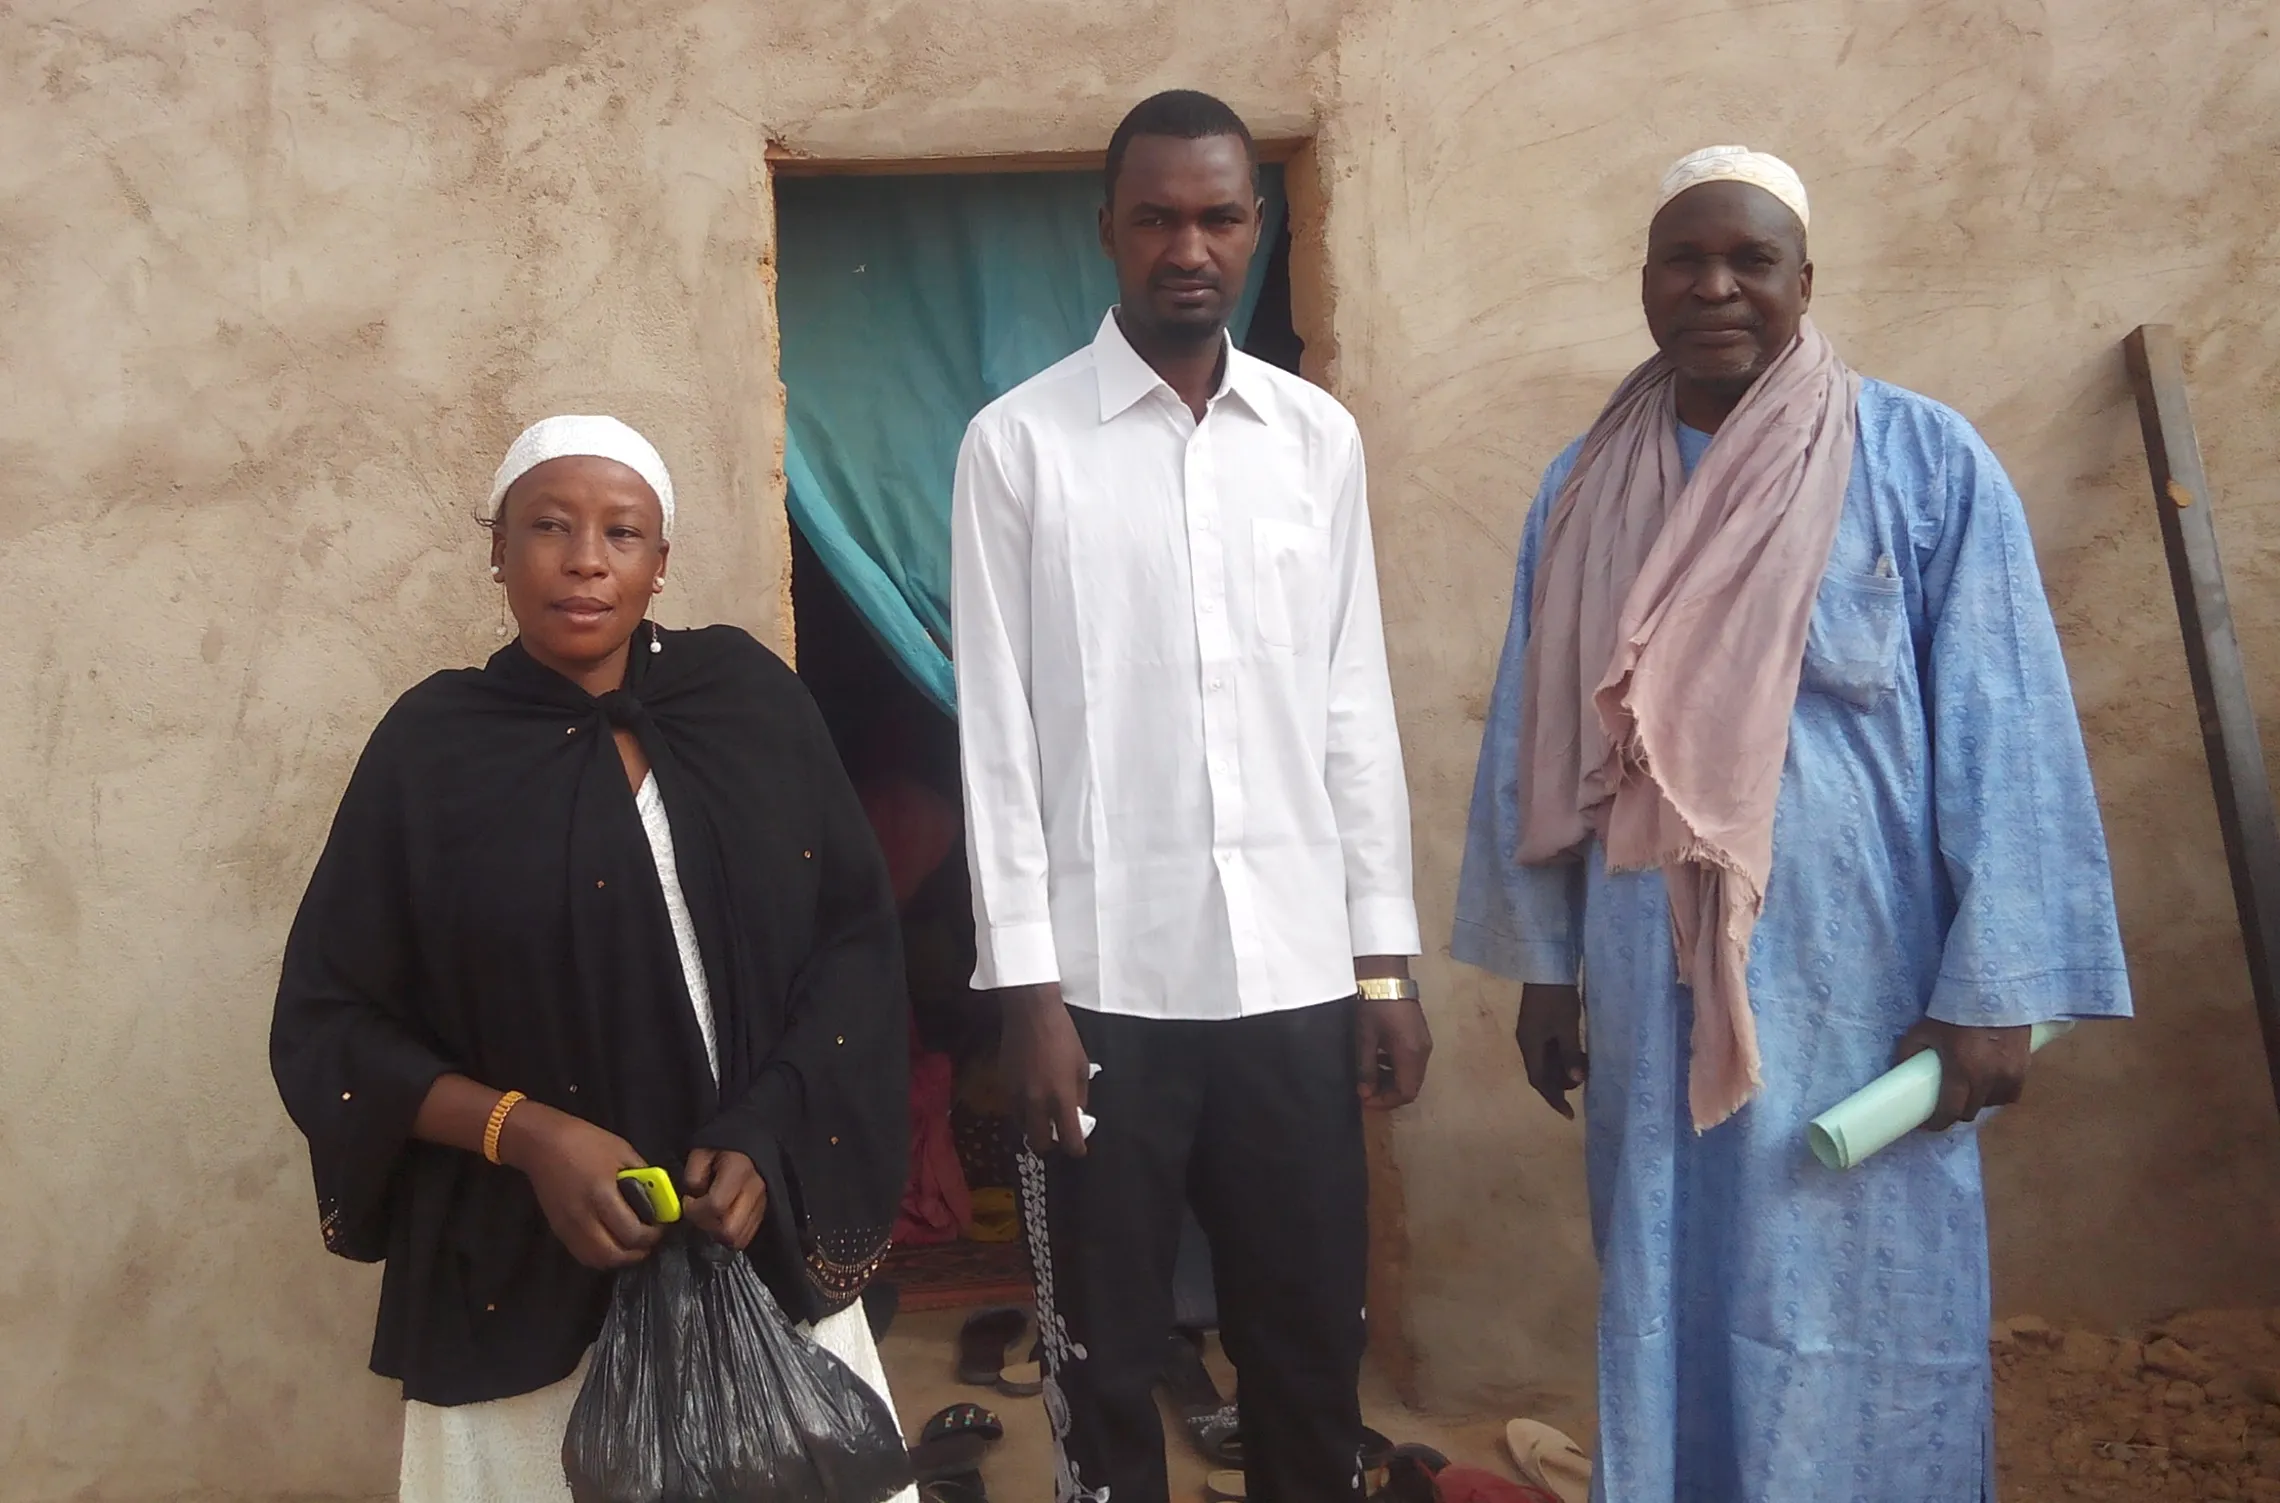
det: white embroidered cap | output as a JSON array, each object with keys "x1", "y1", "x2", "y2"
[
  {"x1": 1655, "y1": 145, "x2": 1810, "y2": 230},
  {"x1": 485, "y1": 415, "x2": 676, "y2": 539}
]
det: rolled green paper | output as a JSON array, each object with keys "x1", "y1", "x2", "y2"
[{"x1": 1807, "y1": 1021, "x2": 2075, "y2": 1171}]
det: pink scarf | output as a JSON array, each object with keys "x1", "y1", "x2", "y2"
[{"x1": 1518, "y1": 319, "x2": 1860, "y2": 1130}]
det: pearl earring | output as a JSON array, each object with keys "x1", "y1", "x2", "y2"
[
  {"x1": 489, "y1": 565, "x2": 503, "y2": 581},
  {"x1": 648, "y1": 620, "x2": 663, "y2": 655}
]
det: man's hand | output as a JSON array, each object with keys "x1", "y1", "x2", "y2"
[
  {"x1": 1515, "y1": 983, "x2": 1587, "y2": 1120},
  {"x1": 1002, "y1": 983, "x2": 1093, "y2": 1157},
  {"x1": 1353, "y1": 956, "x2": 1431, "y2": 1109},
  {"x1": 1895, "y1": 1019, "x2": 2031, "y2": 1131},
  {"x1": 682, "y1": 1148, "x2": 768, "y2": 1250},
  {"x1": 1356, "y1": 997, "x2": 1433, "y2": 1109},
  {"x1": 496, "y1": 1102, "x2": 664, "y2": 1270}
]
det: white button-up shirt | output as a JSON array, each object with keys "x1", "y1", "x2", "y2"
[{"x1": 951, "y1": 311, "x2": 1419, "y2": 1020}]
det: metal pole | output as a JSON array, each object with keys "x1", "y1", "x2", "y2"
[{"x1": 2123, "y1": 323, "x2": 2280, "y2": 1118}]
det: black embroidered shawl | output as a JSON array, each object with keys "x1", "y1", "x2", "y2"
[{"x1": 270, "y1": 626, "x2": 908, "y2": 1406}]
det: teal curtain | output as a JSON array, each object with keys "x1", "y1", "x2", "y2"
[{"x1": 777, "y1": 168, "x2": 1287, "y2": 712}]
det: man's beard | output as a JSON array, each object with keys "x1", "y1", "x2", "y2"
[
  {"x1": 1143, "y1": 304, "x2": 1227, "y2": 348},
  {"x1": 1151, "y1": 317, "x2": 1224, "y2": 348}
]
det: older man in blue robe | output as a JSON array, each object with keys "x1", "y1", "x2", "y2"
[{"x1": 1453, "y1": 146, "x2": 2132, "y2": 1502}]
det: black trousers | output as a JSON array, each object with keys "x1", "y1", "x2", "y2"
[{"x1": 1017, "y1": 998, "x2": 1368, "y2": 1503}]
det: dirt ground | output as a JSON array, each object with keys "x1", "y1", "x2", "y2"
[
  {"x1": 1997, "y1": 1308, "x2": 2280, "y2": 1502},
  {"x1": 876, "y1": 1307, "x2": 1535, "y2": 1502},
  {"x1": 880, "y1": 1302, "x2": 2280, "y2": 1502}
]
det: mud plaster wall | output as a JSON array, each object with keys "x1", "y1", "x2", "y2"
[{"x1": 2, "y1": 0, "x2": 2276, "y2": 1496}]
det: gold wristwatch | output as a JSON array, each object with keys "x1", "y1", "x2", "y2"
[{"x1": 1356, "y1": 976, "x2": 1420, "y2": 1002}]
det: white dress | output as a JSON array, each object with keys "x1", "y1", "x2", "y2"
[{"x1": 399, "y1": 773, "x2": 915, "y2": 1503}]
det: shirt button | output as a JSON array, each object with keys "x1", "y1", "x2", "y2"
[
  {"x1": 595, "y1": 880, "x2": 606, "y2": 889},
  {"x1": 1201, "y1": 601, "x2": 1217, "y2": 614},
  {"x1": 835, "y1": 1035, "x2": 847, "y2": 1046},
  {"x1": 1209, "y1": 678, "x2": 1223, "y2": 691},
  {"x1": 567, "y1": 1084, "x2": 579, "y2": 1094},
  {"x1": 830, "y1": 1136, "x2": 841, "y2": 1146},
  {"x1": 340, "y1": 1091, "x2": 353, "y2": 1102}
]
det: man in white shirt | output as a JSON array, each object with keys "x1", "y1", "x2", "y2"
[{"x1": 951, "y1": 90, "x2": 1428, "y2": 1503}]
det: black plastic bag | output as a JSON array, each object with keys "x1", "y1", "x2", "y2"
[{"x1": 564, "y1": 1233, "x2": 913, "y2": 1503}]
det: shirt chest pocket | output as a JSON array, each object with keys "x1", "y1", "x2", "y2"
[
  {"x1": 1252, "y1": 519, "x2": 1332, "y2": 653},
  {"x1": 1800, "y1": 558, "x2": 1906, "y2": 710}
]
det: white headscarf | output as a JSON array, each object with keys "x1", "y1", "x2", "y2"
[
  {"x1": 485, "y1": 415, "x2": 676, "y2": 540},
  {"x1": 1655, "y1": 145, "x2": 1810, "y2": 231}
]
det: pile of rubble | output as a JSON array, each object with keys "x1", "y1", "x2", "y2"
[{"x1": 1996, "y1": 1309, "x2": 2280, "y2": 1501}]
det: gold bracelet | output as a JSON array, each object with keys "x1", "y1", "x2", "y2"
[
  {"x1": 1357, "y1": 976, "x2": 1420, "y2": 1003},
  {"x1": 483, "y1": 1091, "x2": 527, "y2": 1165}
]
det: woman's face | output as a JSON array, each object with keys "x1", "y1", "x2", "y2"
[{"x1": 490, "y1": 455, "x2": 669, "y2": 684}]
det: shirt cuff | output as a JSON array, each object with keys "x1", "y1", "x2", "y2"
[
  {"x1": 972, "y1": 920, "x2": 1061, "y2": 991},
  {"x1": 1347, "y1": 894, "x2": 1421, "y2": 958},
  {"x1": 1450, "y1": 918, "x2": 1579, "y2": 986},
  {"x1": 1925, "y1": 965, "x2": 2135, "y2": 1029}
]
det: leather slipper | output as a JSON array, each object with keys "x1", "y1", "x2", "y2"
[
  {"x1": 909, "y1": 1404, "x2": 1002, "y2": 1482},
  {"x1": 1503, "y1": 1418, "x2": 1590, "y2": 1503},
  {"x1": 955, "y1": 1307, "x2": 1033, "y2": 1388},
  {"x1": 920, "y1": 1403, "x2": 1003, "y2": 1447},
  {"x1": 920, "y1": 1471, "x2": 987, "y2": 1503},
  {"x1": 996, "y1": 1353, "x2": 1044, "y2": 1398}
]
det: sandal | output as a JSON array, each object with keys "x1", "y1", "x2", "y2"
[
  {"x1": 908, "y1": 1404, "x2": 1002, "y2": 1482},
  {"x1": 996, "y1": 1339, "x2": 1044, "y2": 1399},
  {"x1": 1204, "y1": 1470, "x2": 1247, "y2": 1502},
  {"x1": 920, "y1": 1471, "x2": 988, "y2": 1503},
  {"x1": 1357, "y1": 1426, "x2": 1395, "y2": 1493},
  {"x1": 1161, "y1": 1330, "x2": 1242, "y2": 1468},
  {"x1": 1503, "y1": 1419, "x2": 1590, "y2": 1503},
  {"x1": 955, "y1": 1307, "x2": 1036, "y2": 1395},
  {"x1": 1375, "y1": 1445, "x2": 1447, "y2": 1503},
  {"x1": 1187, "y1": 1404, "x2": 1242, "y2": 1469}
]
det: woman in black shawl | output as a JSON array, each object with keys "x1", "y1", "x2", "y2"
[{"x1": 270, "y1": 416, "x2": 912, "y2": 1500}]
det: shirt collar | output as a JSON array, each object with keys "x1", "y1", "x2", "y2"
[{"x1": 1091, "y1": 309, "x2": 1268, "y2": 425}]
